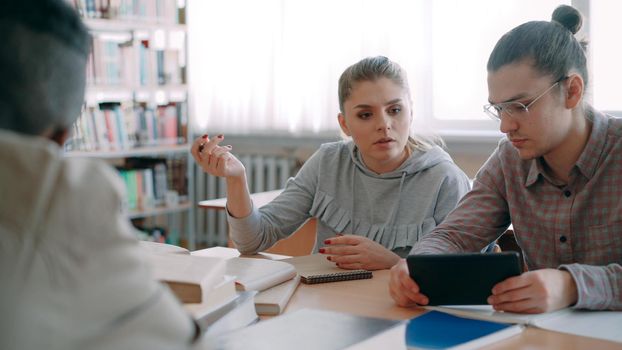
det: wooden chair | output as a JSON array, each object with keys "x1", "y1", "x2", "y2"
[
  {"x1": 259, "y1": 218, "x2": 317, "y2": 256},
  {"x1": 200, "y1": 190, "x2": 317, "y2": 257},
  {"x1": 224, "y1": 219, "x2": 316, "y2": 256}
]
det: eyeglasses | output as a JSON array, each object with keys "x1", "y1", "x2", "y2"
[{"x1": 483, "y1": 77, "x2": 566, "y2": 121}]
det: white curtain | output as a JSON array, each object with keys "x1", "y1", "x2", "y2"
[
  {"x1": 187, "y1": 0, "x2": 425, "y2": 135},
  {"x1": 188, "y1": 0, "x2": 618, "y2": 136}
]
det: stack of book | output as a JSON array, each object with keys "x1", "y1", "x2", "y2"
[
  {"x1": 141, "y1": 244, "x2": 259, "y2": 337},
  {"x1": 192, "y1": 248, "x2": 301, "y2": 316}
]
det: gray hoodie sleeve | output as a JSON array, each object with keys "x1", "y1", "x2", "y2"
[{"x1": 228, "y1": 149, "x2": 321, "y2": 254}]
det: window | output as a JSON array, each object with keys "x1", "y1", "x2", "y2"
[
  {"x1": 188, "y1": 0, "x2": 424, "y2": 134},
  {"x1": 425, "y1": 0, "x2": 569, "y2": 135},
  {"x1": 188, "y1": 0, "x2": 611, "y2": 136},
  {"x1": 591, "y1": 0, "x2": 622, "y2": 113}
]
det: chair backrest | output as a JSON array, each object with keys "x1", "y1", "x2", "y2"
[{"x1": 496, "y1": 229, "x2": 526, "y2": 271}]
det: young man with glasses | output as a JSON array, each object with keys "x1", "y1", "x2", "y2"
[{"x1": 390, "y1": 5, "x2": 622, "y2": 313}]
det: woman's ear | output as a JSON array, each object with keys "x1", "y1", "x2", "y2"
[
  {"x1": 338, "y1": 113, "x2": 351, "y2": 136},
  {"x1": 564, "y1": 74, "x2": 584, "y2": 109}
]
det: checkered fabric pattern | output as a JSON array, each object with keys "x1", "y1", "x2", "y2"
[{"x1": 412, "y1": 108, "x2": 622, "y2": 310}]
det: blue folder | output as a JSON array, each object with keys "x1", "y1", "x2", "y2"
[{"x1": 405, "y1": 310, "x2": 516, "y2": 349}]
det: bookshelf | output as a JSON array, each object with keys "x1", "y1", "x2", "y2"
[{"x1": 65, "y1": 0, "x2": 195, "y2": 249}]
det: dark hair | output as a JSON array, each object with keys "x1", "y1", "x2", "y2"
[
  {"x1": 0, "y1": 0, "x2": 91, "y2": 135},
  {"x1": 1, "y1": 0, "x2": 90, "y2": 57},
  {"x1": 487, "y1": 5, "x2": 588, "y2": 87}
]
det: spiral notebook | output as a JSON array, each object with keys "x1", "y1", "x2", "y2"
[{"x1": 283, "y1": 254, "x2": 372, "y2": 284}]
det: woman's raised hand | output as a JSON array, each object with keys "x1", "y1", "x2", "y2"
[{"x1": 191, "y1": 134, "x2": 245, "y2": 178}]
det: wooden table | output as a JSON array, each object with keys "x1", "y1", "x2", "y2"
[
  {"x1": 198, "y1": 189, "x2": 317, "y2": 256},
  {"x1": 192, "y1": 247, "x2": 622, "y2": 350},
  {"x1": 288, "y1": 269, "x2": 621, "y2": 349}
]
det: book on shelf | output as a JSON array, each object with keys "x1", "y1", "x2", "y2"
[
  {"x1": 72, "y1": 0, "x2": 184, "y2": 24},
  {"x1": 145, "y1": 252, "x2": 227, "y2": 304},
  {"x1": 254, "y1": 275, "x2": 300, "y2": 316},
  {"x1": 283, "y1": 254, "x2": 372, "y2": 284},
  {"x1": 426, "y1": 305, "x2": 622, "y2": 344},
  {"x1": 203, "y1": 308, "x2": 402, "y2": 350},
  {"x1": 118, "y1": 157, "x2": 188, "y2": 211},
  {"x1": 67, "y1": 101, "x2": 188, "y2": 152},
  {"x1": 85, "y1": 32, "x2": 185, "y2": 88}
]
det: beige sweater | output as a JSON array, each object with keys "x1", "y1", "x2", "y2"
[{"x1": 0, "y1": 130, "x2": 195, "y2": 350}]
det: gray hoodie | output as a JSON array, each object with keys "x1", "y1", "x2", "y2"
[{"x1": 229, "y1": 140, "x2": 471, "y2": 257}]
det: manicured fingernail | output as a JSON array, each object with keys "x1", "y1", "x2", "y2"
[
  {"x1": 324, "y1": 239, "x2": 331, "y2": 244},
  {"x1": 319, "y1": 248, "x2": 325, "y2": 253},
  {"x1": 225, "y1": 145, "x2": 232, "y2": 149},
  {"x1": 217, "y1": 134, "x2": 224, "y2": 139},
  {"x1": 326, "y1": 256, "x2": 331, "y2": 261},
  {"x1": 198, "y1": 144, "x2": 205, "y2": 152},
  {"x1": 202, "y1": 134, "x2": 208, "y2": 139}
]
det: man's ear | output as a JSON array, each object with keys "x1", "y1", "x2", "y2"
[
  {"x1": 338, "y1": 113, "x2": 351, "y2": 136},
  {"x1": 47, "y1": 127, "x2": 70, "y2": 146},
  {"x1": 564, "y1": 74, "x2": 584, "y2": 109}
]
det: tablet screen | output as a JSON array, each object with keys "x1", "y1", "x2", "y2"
[{"x1": 407, "y1": 252, "x2": 522, "y2": 305}]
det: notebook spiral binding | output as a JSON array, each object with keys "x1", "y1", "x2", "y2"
[{"x1": 301, "y1": 270, "x2": 373, "y2": 284}]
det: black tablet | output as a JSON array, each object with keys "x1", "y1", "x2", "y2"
[{"x1": 406, "y1": 252, "x2": 522, "y2": 305}]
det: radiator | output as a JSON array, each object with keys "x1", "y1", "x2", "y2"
[{"x1": 194, "y1": 153, "x2": 296, "y2": 247}]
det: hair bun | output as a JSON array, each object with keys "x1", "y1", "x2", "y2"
[{"x1": 552, "y1": 5, "x2": 582, "y2": 34}]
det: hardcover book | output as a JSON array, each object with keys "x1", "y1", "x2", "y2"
[
  {"x1": 145, "y1": 253, "x2": 226, "y2": 303},
  {"x1": 253, "y1": 275, "x2": 300, "y2": 315}
]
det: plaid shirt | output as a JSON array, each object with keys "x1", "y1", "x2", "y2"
[{"x1": 412, "y1": 109, "x2": 622, "y2": 310}]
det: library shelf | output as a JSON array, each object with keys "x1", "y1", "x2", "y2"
[
  {"x1": 66, "y1": 0, "x2": 195, "y2": 249},
  {"x1": 84, "y1": 18, "x2": 186, "y2": 33},
  {"x1": 128, "y1": 201, "x2": 192, "y2": 220},
  {"x1": 65, "y1": 144, "x2": 189, "y2": 159}
]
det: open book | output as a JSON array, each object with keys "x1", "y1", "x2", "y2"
[
  {"x1": 427, "y1": 305, "x2": 622, "y2": 344},
  {"x1": 283, "y1": 254, "x2": 372, "y2": 284}
]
